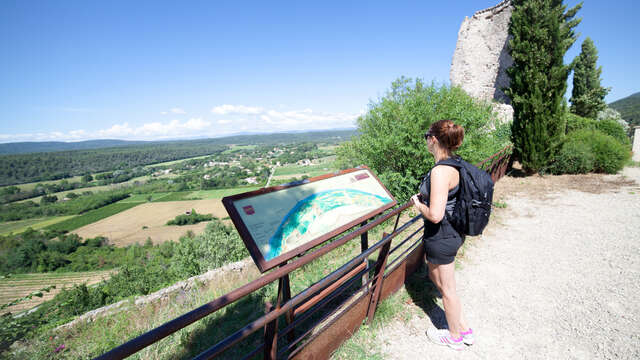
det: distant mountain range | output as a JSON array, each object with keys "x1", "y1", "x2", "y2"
[
  {"x1": 0, "y1": 139, "x2": 150, "y2": 155},
  {"x1": 609, "y1": 92, "x2": 640, "y2": 128},
  {"x1": 0, "y1": 129, "x2": 357, "y2": 155}
]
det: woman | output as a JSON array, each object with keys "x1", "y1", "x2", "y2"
[{"x1": 410, "y1": 119, "x2": 473, "y2": 351}]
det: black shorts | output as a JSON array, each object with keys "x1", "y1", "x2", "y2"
[
  {"x1": 424, "y1": 234, "x2": 463, "y2": 265},
  {"x1": 423, "y1": 219, "x2": 464, "y2": 265}
]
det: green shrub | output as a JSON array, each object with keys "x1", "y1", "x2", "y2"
[
  {"x1": 595, "y1": 119, "x2": 631, "y2": 146},
  {"x1": 570, "y1": 130, "x2": 630, "y2": 174},
  {"x1": 337, "y1": 78, "x2": 512, "y2": 201},
  {"x1": 166, "y1": 209, "x2": 214, "y2": 225},
  {"x1": 565, "y1": 112, "x2": 596, "y2": 134},
  {"x1": 549, "y1": 140, "x2": 595, "y2": 174}
]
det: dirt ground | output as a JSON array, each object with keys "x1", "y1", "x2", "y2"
[
  {"x1": 379, "y1": 166, "x2": 640, "y2": 359},
  {"x1": 72, "y1": 200, "x2": 229, "y2": 246}
]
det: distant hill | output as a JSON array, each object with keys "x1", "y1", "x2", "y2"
[
  {"x1": 609, "y1": 92, "x2": 640, "y2": 128},
  {"x1": 0, "y1": 129, "x2": 357, "y2": 156},
  {"x1": 0, "y1": 139, "x2": 149, "y2": 155},
  {"x1": 0, "y1": 129, "x2": 357, "y2": 186}
]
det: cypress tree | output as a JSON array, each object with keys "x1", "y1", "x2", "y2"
[
  {"x1": 570, "y1": 37, "x2": 610, "y2": 119},
  {"x1": 506, "y1": 0, "x2": 582, "y2": 174}
]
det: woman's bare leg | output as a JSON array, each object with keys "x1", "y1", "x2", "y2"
[{"x1": 428, "y1": 262, "x2": 468, "y2": 337}]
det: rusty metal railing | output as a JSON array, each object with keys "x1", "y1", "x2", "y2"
[{"x1": 95, "y1": 144, "x2": 513, "y2": 360}]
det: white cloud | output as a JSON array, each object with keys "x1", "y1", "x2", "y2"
[
  {"x1": 209, "y1": 104, "x2": 359, "y2": 132},
  {"x1": 170, "y1": 107, "x2": 186, "y2": 114},
  {"x1": 0, "y1": 105, "x2": 358, "y2": 143},
  {"x1": 211, "y1": 104, "x2": 264, "y2": 115},
  {"x1": 160, "y1": 107, "x2": 186, "y2": 115}
]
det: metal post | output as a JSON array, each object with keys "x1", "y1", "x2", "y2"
[
  {"x1": 366, "y1": 233, "x2": 391, "y2": 323},
  {"x1": 360, "y1": 221, "x2": 369, "y2": 288},
  {"x1": 264, "y1": 272, "x2": 292, "y2": 360}
]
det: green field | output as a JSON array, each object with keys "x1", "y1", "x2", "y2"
[
  {"x1": 2, "y1": 176, "x2": 84, "y2": 192},
  {"x1": 186, "y1": 187, "x2": 261, "y2": 199},
  {"x1": 273, "y1": 164, "x2": 334, "y2": 177},
  {"x1": 0, "y1": 216, "x2": 76, "y2": 236},
  {"x1": 222, "y1": 144, "x2": 257, "y2": 154},
  {"x1": 122, "y1": 193, "x2": 173, "y2": 203},
  {"x1": 45, "y1": 201, "x2": 144, "y2": 232},
  {"x1": 151, "y1": 191, "x2": 193, "y2": 201},
  {"x1": 15, "y1": 175, "x2": 151, "y2": 204}
]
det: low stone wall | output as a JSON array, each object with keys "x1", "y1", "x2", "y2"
[{"x1": 56, "y1": 259, "x2": 253, "y2": 330}]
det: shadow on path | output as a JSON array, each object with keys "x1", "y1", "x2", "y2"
[{"x1": 405, "y1": 264, "x2": 449, "y2": 330}]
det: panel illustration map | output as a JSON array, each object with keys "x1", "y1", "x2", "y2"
[{"x1": 223, "y1": 168, "x2": 395, "y2": 271}]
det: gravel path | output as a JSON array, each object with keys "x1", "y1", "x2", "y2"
[{"x1": 380, "y1": 167, "x2": 640, "y2": 359}]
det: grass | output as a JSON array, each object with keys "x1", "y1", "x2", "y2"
[
  {"x1": 150, "y1": 192, "x2": 193, "y2": 202},
  {"x1": 2, "y1": 176, "x2": 84, "y2": 193},
  {"x1": 44, "y1": 201, "x2": 144, "y2": 232},
  {"x1": 121, "y1": 193, "x2": 172, "y2": 203},
  {"x1": 186, "y1": 187, "x2": 261, "y2": 199},
  {"x1": 221, "y1": 144, "x2": 257, "y2": 154},
  {"x1": 15, "y1": 175, "x2": 150, "y2": 204},
  {"x1": 273, "y1": 164, "x2": 331, "y2": 176},
  {"x1": 492, "y1": 201, "x2": 508, "y2": 209},
  {"x1": 7, "y1": 210, "x2": 418, "y2": 359},
  {"x1": 0, "y1": 216, "x2": 76, "y2": 236},
  {"x1": 627, "y1": 160, "x2": 640, "y2": 167},
  {"x1": 0, "y1": 270, "x2": 115, "y2": 314}
]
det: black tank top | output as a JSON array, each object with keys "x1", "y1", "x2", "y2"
[{"x1": 419, "y1": 163, "x2": 462, "y2": 239}]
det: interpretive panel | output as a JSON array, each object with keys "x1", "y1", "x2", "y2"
[{"x1": 222, "y1": 166, "x2": 396, "y2": 272}]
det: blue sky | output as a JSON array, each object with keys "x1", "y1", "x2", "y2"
[{"x1": 0, "y1": 0, "x2": 637, "y2": 143}]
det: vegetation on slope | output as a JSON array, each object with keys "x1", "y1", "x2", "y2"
[{"x1": 609, "y1": 92, "x2": 640, "y2": 128}]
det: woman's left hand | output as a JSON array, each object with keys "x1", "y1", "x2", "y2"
[{"x1": 411, "y1": 194, "x2": 422, "y2": 209}]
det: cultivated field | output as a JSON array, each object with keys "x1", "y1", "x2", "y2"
[
  {"x1": 0, "y1": 216, "x2": 76, "y2": 236},
  {"x1": 72, "y1": 200, "x2": 230, "y2": 246},
  {"x1": 0, "y1": 270, "x2": 114, "y2": 314},
  {"x1": 16, "y1": 175, "x2": 151, "y2": 204}
]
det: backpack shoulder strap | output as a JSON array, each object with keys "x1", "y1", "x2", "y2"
[{"x1": 435, "y1": 156, "x2": 463, "y2": 170}]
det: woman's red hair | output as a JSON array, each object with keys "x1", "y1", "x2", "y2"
[{"x1": 428, "y1": 119, "x2": 464, "y2": 151}]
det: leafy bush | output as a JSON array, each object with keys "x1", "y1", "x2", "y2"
[
  {"x1": 549, "y1": 140, "x2": 595, "y2": 174},
  {"x1": 166, "y1": 209, "x2": 214, "y2": 225},
  {"x1": 337, "y1": 78, "x2": 512, "y2": 201},
  {"x1": 595, "y1": 119, "x2": 631, "y2": 146},
  {"x1": 170, "y1": 220, "x2": 248, "y2": 278},
  {"x1": 0, "y1": 219, "x2": 249, "y2": 350},
  {"x1": 567, "y1": 130, "x2": 630, "y2": 174},
  {"x1": 565, "y1": 112, "x2": 596, "y2": 134}
]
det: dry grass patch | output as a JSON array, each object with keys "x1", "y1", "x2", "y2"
[
  {"x1": 71, "y1": 200, "x2": 229, "y2": 246},
  {"x1": 0, "y1": 270, "x2": 115, "y2": 314}
]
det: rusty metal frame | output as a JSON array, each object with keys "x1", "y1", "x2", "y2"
[
  {"x1": 222, "y1": 166, "x2": 397, "y2": 273},
  {"x1": 94, "y1": 146, "x2": 512, "y2": 360}
]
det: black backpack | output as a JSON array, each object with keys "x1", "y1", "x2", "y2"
[{"x1": 438, "y1": 156, "x2": 494, "y2": 236}]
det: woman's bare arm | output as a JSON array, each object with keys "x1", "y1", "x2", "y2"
[{"x1": 411, "y1": 165, "x2": 458, "y2": 223}]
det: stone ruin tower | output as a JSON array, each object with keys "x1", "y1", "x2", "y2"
[{"x1": 450, "y1": 0, "x2": 514, "y2": 123}]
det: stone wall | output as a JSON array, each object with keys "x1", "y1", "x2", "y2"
[{"x1": 450, "y1": 0, "x2": 514, "y2": 123}]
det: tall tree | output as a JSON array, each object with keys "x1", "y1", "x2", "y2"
[
  {"x1": 506, "y1": 0, "x2": 582, "y2": 174},
  {"x1": 570, "y1": 37, "x2": 609, "y2": 119}
]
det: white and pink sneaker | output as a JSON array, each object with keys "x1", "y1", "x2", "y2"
[
  {"x1": 461, "y1": 328, "x2": 474, "y2": 345},
  {"x1": 426, "y1": 328, "x2": 465, "y2": 351}
]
